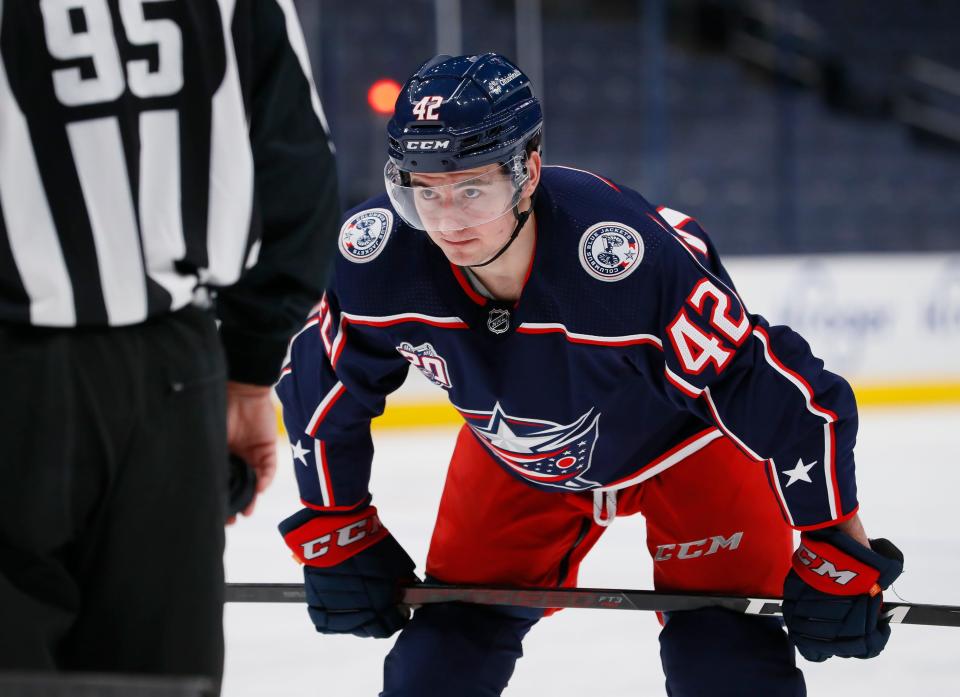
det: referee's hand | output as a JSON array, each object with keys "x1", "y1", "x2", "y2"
[{"x1": 225, "y1": 381, "x2": 278, "y2": 525}]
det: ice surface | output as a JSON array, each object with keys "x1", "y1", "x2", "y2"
[{"x1": 223, "y1": 406, "x2": 960, "y2": 696}]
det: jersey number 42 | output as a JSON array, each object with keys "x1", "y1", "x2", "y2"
[{"x1": 668, "y1": 278, "x2": 750, "y2": 375}]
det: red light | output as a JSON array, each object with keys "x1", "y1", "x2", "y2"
[{"x1": 367, "y1": 79, "x2": 402, "y2": 115}]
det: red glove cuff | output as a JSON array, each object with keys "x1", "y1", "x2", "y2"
[
  {"x1": 791, "y1": 536, "x2": 882, "y2": 597},
  {"x1": 283, "y1": 506, "x2": 389, "y2": 568}
]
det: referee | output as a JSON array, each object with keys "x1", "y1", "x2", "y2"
[{"x1": 0, "y1": 0, "x2": 338, "y2": 692}]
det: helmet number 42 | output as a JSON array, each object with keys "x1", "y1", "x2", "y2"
[{"x1": 412, "y1": 96, "x2": 444, "y2": 120}]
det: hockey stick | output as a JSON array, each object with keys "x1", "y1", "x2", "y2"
[{"x1": 224, "y1": 583, "x2": 960, "y2": 628}]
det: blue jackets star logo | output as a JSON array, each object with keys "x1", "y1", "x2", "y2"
[{"x1": 457, "y1": 402, "x2": 602, "y2": 490}]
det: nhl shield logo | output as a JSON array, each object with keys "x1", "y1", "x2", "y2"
[
  {"x1": 457, "y1": 402, "x2": 602, "y2": 491},
  {"x1": 579, "y1": 221, "x2": 644, "y2": 282},
  {"x1": 396, "y1": 341, "x2": 452, "y2": 389},
  {"x1": 339, "y1": 208, "x2": 393, "y2": 263},
  {"x1": 487, "y1": 308, "x2": 511, "y2": 335}
]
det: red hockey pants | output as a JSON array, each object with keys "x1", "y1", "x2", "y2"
[
  {"x1": 426, "y1": 425, "x2": 793, "y2": 602},
  {"x1": 381, "y1": 426, "x2": 805, "y2": 697}
]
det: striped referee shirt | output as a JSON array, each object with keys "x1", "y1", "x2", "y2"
[{"x1": 0, "y1": 0, "x2": 339, "y2": 383}]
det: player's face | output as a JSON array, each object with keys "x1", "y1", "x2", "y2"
[{"x1": 410, "y1": 164, "x2": 524, "y2": 266}]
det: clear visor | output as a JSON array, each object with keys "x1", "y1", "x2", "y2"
[{"x1": 384, "y1": 155, "x2": 528, "y2": 232}]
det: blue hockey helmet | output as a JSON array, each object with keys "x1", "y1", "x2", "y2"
[
  {"x1": 385, "y1": 54, "x2": 542, "y2": 233},
  {"x1": 386, "y1": 53, "x2": 543, "y2": 173}
]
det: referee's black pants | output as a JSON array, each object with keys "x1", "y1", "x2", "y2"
[{"x1": 0, "y1": 307, "x2": 227, "y2": 691}]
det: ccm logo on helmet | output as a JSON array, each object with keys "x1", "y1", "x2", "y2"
[
  {"x1": 301, "y1": 516, "x2": 383, "y2": 561},
  {"x1": 795, "y1": 543, "x2": 857, "y2": 585},
  {"x1": 405, "y1": 140, "x2": 451, "y2": 151}
]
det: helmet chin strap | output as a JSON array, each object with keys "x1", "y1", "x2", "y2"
[{"x1": 467, "y1": 191, "x2": 537, "y2": 269}]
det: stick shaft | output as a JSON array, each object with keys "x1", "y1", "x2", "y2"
[{"x1": 224, "y1": 583, "x2": 960, "y2": 628}]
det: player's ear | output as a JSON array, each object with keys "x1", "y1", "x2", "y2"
[{"x1": 522, "y1": 150, "x2": 541, "y2": 199}]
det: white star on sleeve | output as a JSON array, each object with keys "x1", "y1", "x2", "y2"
[
  {"x1": 781, "y1": 458, "x2": 817, "y2": 488},
  {"x1": 291, "y1": 440, "x2": 310, "y2": 467}
]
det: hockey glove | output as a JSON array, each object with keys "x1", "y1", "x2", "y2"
[
  {"x1": 782, "y1": 528, "x2": 903, "y2": 662},
  {"x1": 279, "y1": 505, "x2": 418, "y2": 638}
]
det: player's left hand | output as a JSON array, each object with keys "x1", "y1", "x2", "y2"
[
  {"x1": 226, "y1": 380, "x2": 277, "y2": 523},
  {"x1": 782, "y1": 527, "x2": 904, "y2": 662}
]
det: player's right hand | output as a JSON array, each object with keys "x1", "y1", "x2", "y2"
[{"x1": 278, "y1": 505, "x2": 418, "y2": 638}]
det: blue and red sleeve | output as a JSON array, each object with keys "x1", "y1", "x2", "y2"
[
  {"x1": 648, "y1": 211, "x2": 859, "y2": 530},
  {"x1": 275, "y1": 288, "x2": 409, "y2": 512}
]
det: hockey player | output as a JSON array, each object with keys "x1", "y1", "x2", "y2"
[{"x1": 277, "y1": 53, "x2": 903, "y2": 696}]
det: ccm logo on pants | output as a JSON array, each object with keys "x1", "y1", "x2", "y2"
[{"x1": 654, "y1": 532, "x2": 743, "y2": 561}]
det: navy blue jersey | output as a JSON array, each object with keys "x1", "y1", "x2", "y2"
[{"x1": 277, "y1": 166, "x2": 859, "y2": 530}]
